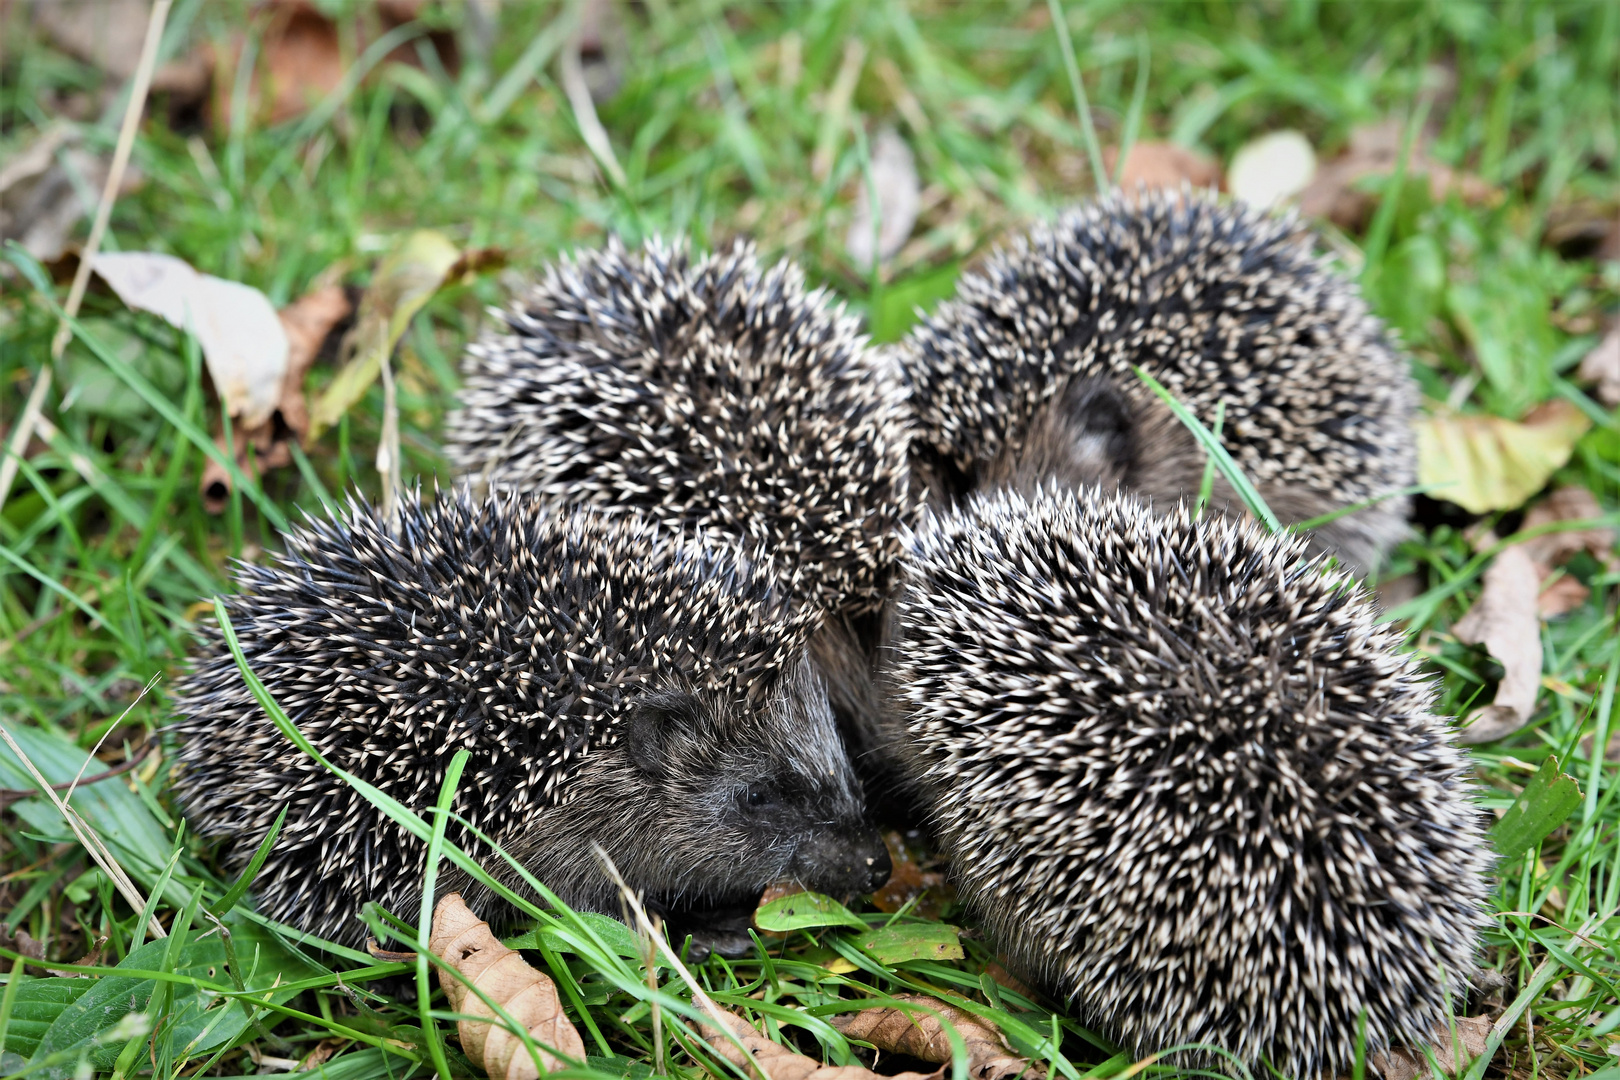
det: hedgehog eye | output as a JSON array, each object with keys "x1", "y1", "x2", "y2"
[{"x1": 743, "y1": 785, "x2": 780, "y2": 811}]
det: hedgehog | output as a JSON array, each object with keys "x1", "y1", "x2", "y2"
[
  {"x1": 894, "y1": 189, "x2": 1417, "y2": 575},
  {"x1": 443, "y1": 237, "x2": 914, "y2": 773},
  {"x1": 169, "y1": 489, "x2": 891, "y2": 956},
  {"x1": 883, "y1": 484, "x2": 1491, "y2": 1078}
]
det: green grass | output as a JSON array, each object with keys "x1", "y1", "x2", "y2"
[{"x1": 2, "y1": 2, "x2": 1619, "y2": 1078}]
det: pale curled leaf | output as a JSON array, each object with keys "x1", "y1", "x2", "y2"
[
  {"x1": 92, "y1": 252, "x2": 289, "y2": 428},
  {"x1": 1227, "y1": 130, "x2": 1316, "y2": 209},
  {"x1": 1415, "y1": 401, "x2": 1590, "y2": 514},
  {"x1": 1371, "y1": 1015, "x2": 1491, "y2": 1080},
  {"x1": 831, "y1": 994, "x2": 1032, "y2": 1080},
  {"x1": 1452, "y1": 546, "x2": 1542, "y2": 744},
  {"x1": 200, "y1": 283, "x2": 351, "y2": 510},
  {"x1": 847, "y1": 128, "x2": 920, "y2": 269},
  {"x1": 308, "y1": 230, "x2": 462, "y2": 440},
  {"x1": 702, "y1": 1011, "x2": 940, "y2": 1080},
  {"x1": 430, "y1": 893, "x2": 586, "y2": 1080}
]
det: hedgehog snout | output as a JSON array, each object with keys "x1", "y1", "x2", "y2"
[{"x1": 789, "y1": 823, "x2": 891, "y2": 895}]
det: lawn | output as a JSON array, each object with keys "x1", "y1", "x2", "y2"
[{"x1": 1, "y1": 2, "x2": 1619, "y2": 1079}]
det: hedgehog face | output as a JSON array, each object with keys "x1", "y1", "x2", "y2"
[{"x1": 591, "y1": 659, "x2": 888, "y2": 956}]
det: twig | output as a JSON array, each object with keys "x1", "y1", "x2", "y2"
[
  {"x1": 557, "y1": 0, "x2": 627, "y2": 190},
  {"x1": 0, "y1": 0, "x2": 174, "y2": 516}
]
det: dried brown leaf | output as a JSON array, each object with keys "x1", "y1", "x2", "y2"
[
  {"x1": 33, "y1": 0, "x2": 153, "y2": 80},
  {"x1": 870, "y1": 832, "x2": 955, "y2": 920},
  {"x1": 1452, "y1": 546, "x2": 1542, "y2": 744},
  {"x1": 1101, "y1": 142, "x2": 1221, "y2": 192},
  {"x1": 1519, "y1": 485, "x2": 1618, "y2": 573},
  {"x1": 1578, "y1": 322, "x2": 1620, "y2": 409},
  {"x1": 1299, "y1": 120, "x2": 1498, "y2": 231},
  {"x1": 703, "y1": 1011, "x2": 940, "y2": 1080},
  {"x1": 0, "y1": 129, "x2": 142, "y2": 264},
  {"x1": 1537, "y1": 573, "x2": 1589, "y2": 618},
  {"x1": 1370, "y1": 1015, "x2": 1491, "y2": 1080},
  {"x1": 430, "y1": 893, "x2": 586, "y2": 1080},
  {"x1": 831, "y1": 994, "x2": 1032, "y2": 1080}
]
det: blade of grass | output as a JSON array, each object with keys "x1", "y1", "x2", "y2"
[
  {"x1": 1133, "y1": 367, "x2": 1280, "y2": 532},
  {"x1": 415, "y1": 750, "x2": 468, "y2": 1080},
  {"x1": 1047, "y1": 0, "x2": 1109, "y2": 193},
  {"x1": 1194, "y1": 400, "x2": 1225, "y2": 519}
]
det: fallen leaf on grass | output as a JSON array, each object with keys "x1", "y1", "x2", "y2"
[
  {"x1": 1101, "y1": 142, "x2": 1221, "y2": 191},
  {"x1": 755, "y1": 890, "x2": 867, "y2": 933},
  {"x1": 1414, "y1": 400, "x2": 1591, "y2": 515},
  {"x1": 1577, "y1": 322, "x2": 1620, "y2": 409},
  {"x1": 209, "y1": 0, "x2": 460, "y2": 129},
  {"x1": 702, "y1": 1011, "x2": 940, "y2": 1080},
  {"x1": 847, "y1": 128, "x2": 920, "y2": 270},
  {"x1": 1299, "y1": 120, "x2": 1498, "y2": 231},
  {"x1": 1488, "y1": 755, "x2": 1582, "y2": 860},
  {"x1": 1227, "y1": 130, "x2": 1315, "y2": 209},
  {"x1": 92, "y1": 252, "x2": 288, "y2": 428},
  {"x1": 430, "y1": 893, "x2": 586, "y2": 1080},
  {"x1": 32, "y1": 0, "x2": 153, "y2": 80},
  {"x1": 1519, "y1": 485, "x2": 1619, "y2": 571},
  {"x1": 870, "y1": 831, "x2": 955, "y2": 920},
  {"x1": 200, "y1": 282, "x2": 352, "y2": 511},
  {"x1": 1538, "y1": 574, "x2": 1590, "y2": 618},
  {"x1": 1452, "y1": 546, "x2": 1542, "y2": 744},
  {"x1": 308, "y1": 231, "x2": 468, "y2": 440},
  {"x1": 1370, "y1": 1015, "x2": 1491, "y2": 1080},
  {"x1": 832, "y1": 994, "x2": 1031, "y2": 1080},
  {"x1": 853, "y1": 922, "x2": 963, "y2": 965},
  {"x1": 0, "y1": 127, "x2": 143, "y2": 264}
]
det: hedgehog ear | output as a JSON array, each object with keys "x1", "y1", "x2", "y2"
[{"x1": 624, "y1": 690, "x2": 709, "y2": 776}]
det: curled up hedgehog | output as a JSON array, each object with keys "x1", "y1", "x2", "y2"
[
  {"x1": 884, "y1": 483, "x2": 1492, "y2": 1078},
  {"x1": 895, "y1": 189, "x2": 1418, "y2": 575},
  {"x1": 443, "y1": 238, "x2": 914, "y2": 778},
  {"x1": 170, "y1": 489, "x2": 890, "y2": 957}
]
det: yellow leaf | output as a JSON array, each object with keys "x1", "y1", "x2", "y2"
[
  {"x1": 1414, "y1": 400, "x2": 1590, "y2": 514},
  {"x1": 308, "y1": 230, "x2": 462, "y2": 441}
]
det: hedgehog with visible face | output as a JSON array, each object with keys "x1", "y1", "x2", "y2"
[
  {"x1": 170, "y1": 490, "x2": 890, "y2": 956},
  {"x1": 885, "y1": 484, "x2": 1491, "y2": 1078},
  {"x1": 895, "y1": 189, "x2": 1417, "y2": 575},
  {"x1": 443, "y1": 237, "x2": 914, "y2": 776}
]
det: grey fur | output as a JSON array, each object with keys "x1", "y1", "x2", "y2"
[
  {"x1": 170, "y1": 490, "x2": 888, "y2": 949},
  {"x1": 886, "y1": 484, "x2": 1491, "y2": 1078},
  {"x1": 895, "y1": 190, "x2": 1418, "y2": 575}
]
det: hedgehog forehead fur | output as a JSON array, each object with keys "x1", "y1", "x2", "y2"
[
  {"x1": 887, "y1": 484, "x2": 1491, "y2": 1078},
  {"x1": 896, "y1": 189, "x2": 1416, "y2": 511},
  {"x1": 170, "y1": 489, "x2": 873, "y2": 945},
  {"x1": 444, "y1": 236, "x2": 914, "y2": 616}
]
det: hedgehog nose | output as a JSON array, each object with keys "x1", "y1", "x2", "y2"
[{"x1": 796, "y1": 827, "x2": 892, "y2": 895}]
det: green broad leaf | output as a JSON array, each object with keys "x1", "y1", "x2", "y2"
[
  {"x1": 869, "y1": 261, "x2": 960, "y2": 343},
  {"x1": 1415, "y1": 402, "x2": 1591, "y2": 514},
  {"x1": 506, "y1": 913, "x2": 643, "y2": 961},
  {"x1": 754, "y1": 891, "x2": 867, "y2": 932},
  {"x1": 0, "y1": 978, "x2": 94, "y2": 1060},
  {"x1": 852, "y1": 922, "x2": 964, "y2": 964},
  {"x1": 25, "y1": 916, "x2": 323, "y2": 1076},
  {"x1": 0, "y1": 723, "x2": 174, "y2": 897},
  {"x1": 1489, "y1": 755, "x2": 1583, "y2": 861},
  {"x1": 308, "y1": 230, "x2": 462, "y2": 440}
]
